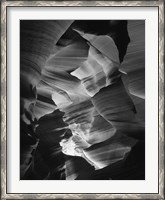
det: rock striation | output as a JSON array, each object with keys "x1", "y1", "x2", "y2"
[{"x1": 20, "y1": 20, "x2": 145, "y2": 180}]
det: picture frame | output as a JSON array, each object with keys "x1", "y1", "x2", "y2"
[{"x1": 1, "y1": 0, "x2": 164, "y2": 199}]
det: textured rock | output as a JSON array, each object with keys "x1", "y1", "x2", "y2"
[
  {"x1": 20, "y1": 21, "x2": 73, "y2": 178},
  {"x1": 20, "y1": 20, "x2": 145, "y2": 180},
  {"x1": 120, "y1": 21, "x2": 145, "y2": 99}
]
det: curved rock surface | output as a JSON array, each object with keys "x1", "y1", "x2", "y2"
[{"x1": 20, "y1": 20, "x2": 145, "y2": 180}]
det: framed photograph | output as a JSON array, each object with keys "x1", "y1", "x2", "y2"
[{"x1": 1, "y1": 0, "x2": 164, "y2": 199}]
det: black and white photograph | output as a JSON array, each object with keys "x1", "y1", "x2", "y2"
[
  {"x1": 1, "y1": 1, "x2": 164, "y2": 198},
  {"x1": 20, "y1": 20, "x2": 145, "y2": 180}
]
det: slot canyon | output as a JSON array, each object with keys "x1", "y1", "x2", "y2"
[{"x1": 20, "y1": 20, "x2": 145, "y2": 180}]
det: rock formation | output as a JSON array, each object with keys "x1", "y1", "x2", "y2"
[{"x1": 20, "y1": 20, "x2": 145, "y2": 180}]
